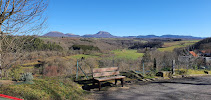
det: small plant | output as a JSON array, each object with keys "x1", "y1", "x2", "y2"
[
  {"x1": 161, "y1": 67, "x2": 171, "y2": 71},
  {"x1": 175, "y1": 69, "x2": 187, "y2": 75},
  {"x1": 20, "y1": 72, "x2": 34, "y2": 84},
  {"x1": 145, "y1": 71, "x2": 155, "y2": 79},
  {"x1": 71, "y1": 45, "x2": 100, "y2": 51},
  {"x1": 193, "y1": 65, "x2": 198, "y2": 70},
  {"x1": 9, "y1": 66, "x2": 23, "y2": 81}
]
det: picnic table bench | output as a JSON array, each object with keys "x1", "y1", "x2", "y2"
[{"x1": 92, "y1": 67, "x2": 125, "y2": 90}]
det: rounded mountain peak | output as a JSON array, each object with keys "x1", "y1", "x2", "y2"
[
  {"x1": 49, "y1": 31, "x2": 64, "y2": 34},
  {"x1": 66, "y1": 33, "x2": 75, "y2": 35},
  {"x1": 96, "y1": 31, "x2": 111, "y2": 35}
]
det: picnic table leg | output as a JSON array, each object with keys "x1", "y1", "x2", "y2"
[
  {"x1": 121, "y1": 78, "x2": 124, "y2": 87},
  {"x1": 98, "y1": 81, "x2": 101, "y2": 91},
  {"x1": 115, "y1": 79, "x2": 117, "y2": 85}
]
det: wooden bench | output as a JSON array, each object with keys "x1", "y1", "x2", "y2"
[{"x1": 92, "y1": 67, "x2": 125, "y2": 90}]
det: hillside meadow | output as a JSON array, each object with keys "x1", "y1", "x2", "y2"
[
  {"x1": 111, "y1": 49, "x2": 144, "y2": 60},
  {"x1": 158, "y1": 40, "x2": 199, "y2": 51}
]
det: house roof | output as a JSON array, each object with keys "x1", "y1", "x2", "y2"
[
  {"x1": 189, "y1": 51, "x2": 197, "y2": 57},
  {"x1": 201, "y1": 50, "x2": 211, "y2": 54}
]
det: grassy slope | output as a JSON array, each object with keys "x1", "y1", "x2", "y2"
[
  {"x1": 158, "y1": 40, "x2": 199, "y2": 52},
  {"x1": 62, "y1": 49, "x2": 144, "y2": 60},
  {"x1": 0, "y1": 78, "x2": 87, "y2": 100},
  {"x1": 112, "y1": 49, "x2": 144, "y2": 60}
]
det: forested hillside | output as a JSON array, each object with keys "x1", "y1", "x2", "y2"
[
  {"x1": 2, "y1": 36, "x2": 63, "y2": 52},
  {"x1": 190, "y1": 37, "x2": 211, "y2": 50}
]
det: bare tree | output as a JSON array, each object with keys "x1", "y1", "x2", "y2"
[{"x1": 0, "y1": 0, "x2": 48, "y2": 78}]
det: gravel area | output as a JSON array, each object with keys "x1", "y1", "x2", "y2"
[{"x1": 93, "y1": 76, "x2": 211, "y2": 100}]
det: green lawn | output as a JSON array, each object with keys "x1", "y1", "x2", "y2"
[
  {"x1": 112, "y1": 49, "x2": 144, "y2": 60},
  {"x1": 158, "y1": 45, "x2": 188, "y2": 51}
]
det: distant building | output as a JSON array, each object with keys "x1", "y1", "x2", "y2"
[
  {"x1": 199, "y1": 50, "x2": 211, "y2": 57},
  {"x1": 205, "y1": 57, "x2": 211, "y2": 64},
  {"x1": 199, "y1": 50, "x2": 211, "y2": 68},
  {"x1": 178, "y1": 56, "x2": 192, "y2": 63},
  {"x1": 178, "y1": 49, "x2": 211, "y2": 69}
]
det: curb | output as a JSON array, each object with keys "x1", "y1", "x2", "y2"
[{"x1": 0, "y1": 94, "x2": 22, "y2": 100}]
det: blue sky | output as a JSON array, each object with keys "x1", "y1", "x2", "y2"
[{"x1": 45, "y1": 0, "x2": 211, "y2": 37}]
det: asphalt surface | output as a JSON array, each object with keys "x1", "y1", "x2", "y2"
[{"x1": 94, "y1": 76, "x2": 211, "y2": 100}]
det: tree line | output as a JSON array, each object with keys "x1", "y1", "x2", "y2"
[{"x1": 2, "y1": 36, "x2": 63, "y2": 52}]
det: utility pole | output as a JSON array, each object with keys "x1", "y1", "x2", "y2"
[
  {"x1": 143, "y1": 61, "x2": 145, "y2": 75},
  {"x1": 172, "y1": 60, "x2": 175, "y2": 75},
  {"x1": 154, "y1": 58, "x2": 157, "y2": 72}
]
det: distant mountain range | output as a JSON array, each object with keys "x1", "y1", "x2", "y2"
[
  {"x1": 43, "y1": 31, "x2": 117, "y2": 38},
  {"x1": 43, "y1": 31, "x2": 80, "y2": 37},
  {"x1": 136, "y1": 35, "x2": 202, "y2": 39},
  {"x1": 42, "y1": 31, "x2": 203, "y2": 39}
]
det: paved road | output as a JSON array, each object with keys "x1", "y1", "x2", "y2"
[{"x1": 94, "y1": 76, "x2": 211, "y2": 100}]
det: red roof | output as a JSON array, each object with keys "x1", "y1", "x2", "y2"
[
  {"x1": 201, "y1": 50, "x2": 211, "y2": 54},
  {"x1": 189, "y1": 51, "x2": 197, "y2": 57}
]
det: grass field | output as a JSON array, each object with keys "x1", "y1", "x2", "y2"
[
  {"x1": 158, "y1": 40, "x2": 199, "y2": 52},
  {"x1": 111, "y1": 49, "x2": 144, "y2": 60}
]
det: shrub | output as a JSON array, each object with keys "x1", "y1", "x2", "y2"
[
  {"x1": 71, "y1": 45, "x2": 100, "y2": 51},
  {"x1": 9, "y1": 66, "x2": 23, "y2": 81},
  {"x1": 161, "y1": 67, "x2": 171, "y2": 71},
  {"x1": 43, "y1": 66, "x2": 59, "y2": 76},
  {"x1": 145, "y1": 71, "x2": 155, "y2": 79},
  {"x1": 79, "y1": 38, "x2": 93, "y2": 42},
  {"x1": 20, "y1": 72, "x2": 34, "y2": 82},
  {"x1": 193, "y1": 65, "x2": 198, "y2": 70},
  {"x1": 175, "y1": 69, "x2": 187, "y2": 75},
  {"x1": 42, "y1": 58, "x2": 73, "y2": 76}
]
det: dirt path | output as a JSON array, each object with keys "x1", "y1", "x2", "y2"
[{"x1": 92, "y1": 76, "x2": 211, "y2": 100}]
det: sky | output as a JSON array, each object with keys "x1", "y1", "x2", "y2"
[{"x1": 45, "y1": 0, "x2": 211, "y2": 37}]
